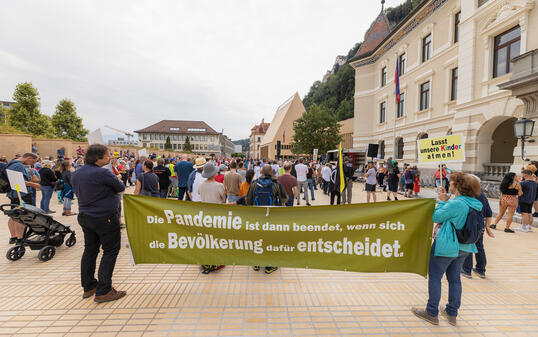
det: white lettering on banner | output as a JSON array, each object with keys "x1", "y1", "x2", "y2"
[
  {"x1": 296, "y1": 237, "x2": 402, "y2": 257},
  {"x1": 163, "y1": 210, "x2": 242, "y2": 230}
]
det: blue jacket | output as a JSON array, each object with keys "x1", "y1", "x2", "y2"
[
  {"x1": 175, "y1": 161, "x2": 194, "y2": 187},
  {"x1": 432, "y1": 195, "x2": 481, "y2": 257}
]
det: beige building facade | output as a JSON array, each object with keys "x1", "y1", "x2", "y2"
[
  {"x1": 350, "y1": 0, "x2": 538, "y2": 179},
  {"x1": 259, "y1": 93, "x2": 306, "y2": 160},
  {"x1": 249, "y1": 119, "x2": 270, "y2": 159}
]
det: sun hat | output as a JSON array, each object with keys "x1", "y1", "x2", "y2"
[
  {"x1": 202, "y1": 163, "x2": 219, "y2": 178},
  {"x1": 194, "y1": 157, "x2": 207, "y2": 169},
  {"x1": 219, "y1": 164, "x2": 227, "y2": 172}
]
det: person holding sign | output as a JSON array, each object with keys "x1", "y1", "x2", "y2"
[
  {"x1": 4, "y1": 153, "x2": 40, "y2": 244},
  {"x1": 412, "y1": 172, "x2": 482, "y2": 326}
]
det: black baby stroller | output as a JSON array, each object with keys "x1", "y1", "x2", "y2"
[{"x1": 1, "y1": 204, "x2": 76, "y2": 262}]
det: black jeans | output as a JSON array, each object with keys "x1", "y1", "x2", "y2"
[
  {"x1": 462, "y1": 232, "x2": 486, "y2": 273},
  {"x1": 159, "y1": 188, "x2": 169, "y2": 199},
  {"x1": 178, "y1": 187, "x2": 191, "y2": 201},
  {"x1": 78, "y1": 213, "x2": 121, "y2": 296},
  {"x1": 330, "y1": 191, "x2": 341, "y2": 205}
]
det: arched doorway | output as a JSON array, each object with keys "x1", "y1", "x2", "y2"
[
  {"x1": 416, "y1": 133, "x2": 429, "y2": 159},
  {"x1": 477, "y1": 116, "x2": 517, "y2": 179},
  {"x1": 378, "y1": 140, "x2": 385, "y2": 159}
]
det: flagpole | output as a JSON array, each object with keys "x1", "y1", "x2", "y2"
[{"x1": 393, "y1": 53, "x2": 398, "y2": 158}]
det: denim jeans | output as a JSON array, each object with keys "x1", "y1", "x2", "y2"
[
  {"x1": 427, "y1": 244, "x2": 470, "y2": 317},
  {"x1": 297, "y1": 181, "x2": 309, "y2": 203},
  {"x1": 78, "y1": 212, "x2": 121, "y2": 296},
  {"x1": 435, "y1": 179, "x2": 441, "y2": 192},
  {"x1": 285, "y1": 197, "x2": 294, "y2": 207},
  {"x1": 227, "y1": 195, "x2": 240, "y2": 203},
  {"x1": 307, "y1": 178, "x2": 315, "y2": 200},
  {"x1": 63, "y1": 198, "x2": 72, "y2": 212},
  {"x1": 159, "y1": 188, "x2": 169, "y2": 199},
  {"x1": 323, "y1": 180, "x2": 329, "y2": 194},
  {"x1": 40, "y1": 186, "x2": 53, "y2": 212},
  {"x1": 178, "y1": 187, "x2": 191, "y2": 201},
  {"x1": 462, "y1": 232, "x2": 486, "y2": 273}
]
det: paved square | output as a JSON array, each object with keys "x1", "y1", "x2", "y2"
[{"x1": 1, "y1": 185, "x2": 537, "y2": 336}]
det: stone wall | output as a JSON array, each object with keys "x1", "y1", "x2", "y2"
[{"x1": 0, "y1": 134, "x2": 33, "y2": 159}]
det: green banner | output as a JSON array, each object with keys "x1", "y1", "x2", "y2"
[{"x1": 124, "y1": 195, "x2": 435, "y2": 277}]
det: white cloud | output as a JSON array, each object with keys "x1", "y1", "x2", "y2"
[{"x1": 0, "y1": 0, "x2": 405, "y2": 139}]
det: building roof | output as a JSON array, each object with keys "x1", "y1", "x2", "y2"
[
  {"x1": 339, "y1": 118, "x2": 354, "y2": 134},
  {"x1": 134, "y1": 120, "x2": 219, "y2": 135},
  {"x1": 250, "y1": 120, "x2": 271, "y2": 134},
  {"x1": 260, "y1": 92, "x2": 305, "y2": 146},
  {"x1": 349, "y1": 0, "x2": 430, "y2": 63},
  {"x1": 355, "y1": 12, "x2": 392, "y2": 58}
]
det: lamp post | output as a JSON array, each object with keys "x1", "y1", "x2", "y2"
[{"x1": 513, "y1": 118, "x2": 535, "y2": 161}]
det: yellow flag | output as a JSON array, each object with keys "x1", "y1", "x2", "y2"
[{"x1": 338, "y1": 143, "x2": 345, "y2": 193}]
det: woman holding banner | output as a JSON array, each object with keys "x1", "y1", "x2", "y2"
[{"x1": 412, "y1": 172, "x2": 482, "y2": 326}]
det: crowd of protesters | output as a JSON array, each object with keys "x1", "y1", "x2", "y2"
[{"x1": 1, "y1": 144, "x2": 536, "y2": 321}]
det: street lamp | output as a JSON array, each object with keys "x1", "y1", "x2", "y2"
[{"x1": 513, "y1": 118, "x2": 535, "y2": 161}]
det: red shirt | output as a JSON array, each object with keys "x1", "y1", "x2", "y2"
[{"x1": 215, "y1": 174, "x2": 225, "y2": 183}]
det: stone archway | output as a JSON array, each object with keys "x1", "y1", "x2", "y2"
[{"x1": 477, "y1": 116, "x2": 517, "y2": 179}]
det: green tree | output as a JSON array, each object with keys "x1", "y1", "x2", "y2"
[
  {"x1": 291, "y1": 104, "x2": 342, "y2": 155},
  {"x1": 51, "y1": 98, "x2": 88, "y2": 141},
  {"x1": 9, "y1": 82, "x2": 54, "y2": 136},
  {"x1": 183, "y1": 136, "x2": 192, "y2": 153},
  {"x1": 164, "y1": 135, "x2": 173, "y2": 150},
  {"x1": 0, "y1": 105, "x2": 9, "y2": 125}
]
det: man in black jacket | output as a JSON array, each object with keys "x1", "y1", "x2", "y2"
[
  {"x1": 341, "y1": 157, "x2": 355, "y2": 204},
  {"x1": 72, "y1": 144, "x2": 126, "y2": 303}
]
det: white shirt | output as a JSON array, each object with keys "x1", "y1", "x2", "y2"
[
  {"x1": 321, "y1": 166, "x2": 331, "y2": 181},
  {"x1": 191, "y1": 171, "x2": 207, "y2": 202},
  {"x1": 295, "y1": 163, "x2": 308, "y2": 182},
  {"x1": 254, "y1": 166, "x2": 261, "y2": 179}
]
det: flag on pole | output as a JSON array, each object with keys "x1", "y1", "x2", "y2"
[
  {"x1": 338, "y1": 143, "x2": 345, "y2": 193},
  {"x1": 282, "y1": 130, "x2": 285, "y2": 143},
  {"x1": 394, "y1": 57, "x2": 401, "y2": 104}
]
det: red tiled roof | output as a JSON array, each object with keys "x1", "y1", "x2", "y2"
[
  {"x1": 355, "y1": 12, "x2": 391, "y2": 58},
  {"x1": 134, "y1": 120, "x2": 219, "y2": 135},
  {"x1": 250, "y1": 122, "x2": 270, "y2": 134}
]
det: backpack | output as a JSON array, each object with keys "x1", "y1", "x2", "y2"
[
  {"x1": 254, "y1": 177, "x2": 279, "y2": 206},
  {"x1": 0, "y1": 161, "x2": 17, "y2": 193},
  {"x1": 452, "y1": 207, "x2": 485, "y2": 244}
]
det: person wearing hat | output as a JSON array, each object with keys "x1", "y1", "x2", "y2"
[
  {"x1": 215, "y1": 164, "x2": 226, "y2": 184},
  {"x1": 187, "y1": 157, "x2": 207, "y2": 202},
  {"x1": 198, "y1": 162, "x2": 226, "y2": 274}
]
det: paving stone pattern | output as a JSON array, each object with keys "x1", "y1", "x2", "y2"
[{"x1": 0, "y1": 184, "x2": 537, "y2": 336}]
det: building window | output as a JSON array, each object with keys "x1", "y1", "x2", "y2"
[
  {"x1": 399, "y1": 53, "x2": 406, "y2": 75},
  {"x1": 160, "y1": 134, "x2": 164, "y2": 141},
  {"x1": 422, "y1": 34, "x2": 432, "y2": 63},
  {"x1": 379, "y1": 102, "x2": 386, "y2": 123},
  {"x1": 454, "y1": 12, "x2": 461, "y2": 43},
  {"x1": 420, "y1": 81, "x2": 430, "y2": 110},
  {"x1": 397, "y1": 93, "x2": 405, "y2": 118},
  {"x1": 170, "y1": 127, "x2": 180, "y2": 131},
  {"x1": 142, "y1": 134, "x2": 147, "y2": 140},
  {"x1": 381, "y1": 67, "x2": 387, "y2": 87},
  {"x1": 396, "y1": 138, "x2": 404, "y2": 159},
  {"x1": 493, "y1": 26, "x2": 521, "y2": 78},
  {"x1": 173, "y1": 144, "x2": 177, "y2": 150},
  {"x1": 159, "y1": 143, "x2": 164, "y2": 150},
  {"x1": 451, "y1": 68, "x2": 458, "y2": 101},
  {"x1": 379, "y1": 141, "x2": 385, "y2": 159}
]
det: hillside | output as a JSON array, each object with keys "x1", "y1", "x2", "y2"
[{"x1": 302, "y1": 0, "x2": 423, "y2": 121}]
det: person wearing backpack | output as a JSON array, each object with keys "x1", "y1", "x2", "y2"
[
  {"x1": 246, "y1": 164, "x2": 288, "y2": 274},
  {"x1": 2, "y1": 153, "x2": 41, "y2": 244},
  {"x1": 133, "y1": 160, "x2": 160, "y2": 197},
  {"x1": 412, "y1": 172, "x2": 482, "y2": 327}
]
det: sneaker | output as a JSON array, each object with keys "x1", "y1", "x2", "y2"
[
  {"x1": 514, "y1": 226, "x2": 525, "y2": 232},
  {"x1": 533, "y1": 212, "x2": 538, "y2": 217},
  {"x1": 94, "y1": 288, "x2": 126, "y2": 303},
  {"x1": 201, "y1": 265, "x2": 214, "y2": 274},
  {"x1": 46, "y1": 210, "x2": 56, "y2": 214},
  {"x1": 410, "y1": 307, "x2": 439, "y2": 325},
  {"x1": 387, "y1": 197, "x2": 391, "y2": 201},
  {"x1": 306, "y1": 203, "x2": 311, "y2": 206},
  {"x1": 312, "y1": 198, "x2": 315, "y2": 201},
  {"x1": 264, "y1": 266, "x2": 278, "y2": 274},
  {"x1": 253, "y1": 266, "x2": 260, "y2": 271},
  {"x1": 504, "y1": 228, "x2": 515, "y2": 233},
  {"x1": 120, "y1": 223, "x2": 126, "y2": 229},
  {"x1": 461, "y1": 271, "x2": 472, "y2": 279},
  {"x1": 9, "y1": 237, "x2": 17, "y2": 245},
  {"x1": 440, "y1": 308, "x2": 457, "y2": 326},
  {"x1": 490, "y1": 224, "x2": 496, "y2": 229},
  {"x1": 472, "y1": 268, "x2": 486, "y2": 279},
  {"x1": 395, "y1": 197, "x2": 398, "y2": 200}
]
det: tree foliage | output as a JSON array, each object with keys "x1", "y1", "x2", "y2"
[
  {"x1": 291, "y1": 104, "x2": 342, "y2": 155},
  {"x1": 9, "y1": 82, "x2": 54, "y2": 137},
  {"x1": 385, "y1": 0, "x2": 423, "y2": 25},
  {"x1": 183, "y1": 136, "x2": 192, "y2": 153},
  {"x1": 51, "y1": 98, "x2": 88, "y2": 141},
  {"x1": 164, "y1": 135, "x2": 172, "y2": 150}
]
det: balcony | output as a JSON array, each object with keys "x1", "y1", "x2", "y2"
[{"x1": 482, "y1": 163, "x2": 512, "y2": 181}]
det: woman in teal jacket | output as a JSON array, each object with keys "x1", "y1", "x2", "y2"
[{"x1": 412, "y1": 172, "x2": 482, "y2": 326}]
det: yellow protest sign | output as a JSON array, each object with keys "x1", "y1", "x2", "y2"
[{"x1": 417, "y1": 134, "x2": 465, "y2": 163}]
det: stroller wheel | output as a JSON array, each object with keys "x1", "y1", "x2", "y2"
[
  {"x1": 6, "y1": 245, "x2": 25, "y2": 261},
  {"x1": 65, "y1": 234, "x2": 76, "y2": 247},
  {"x1": 38, "y1": 246, "x2": 55, "y2": 262}
]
